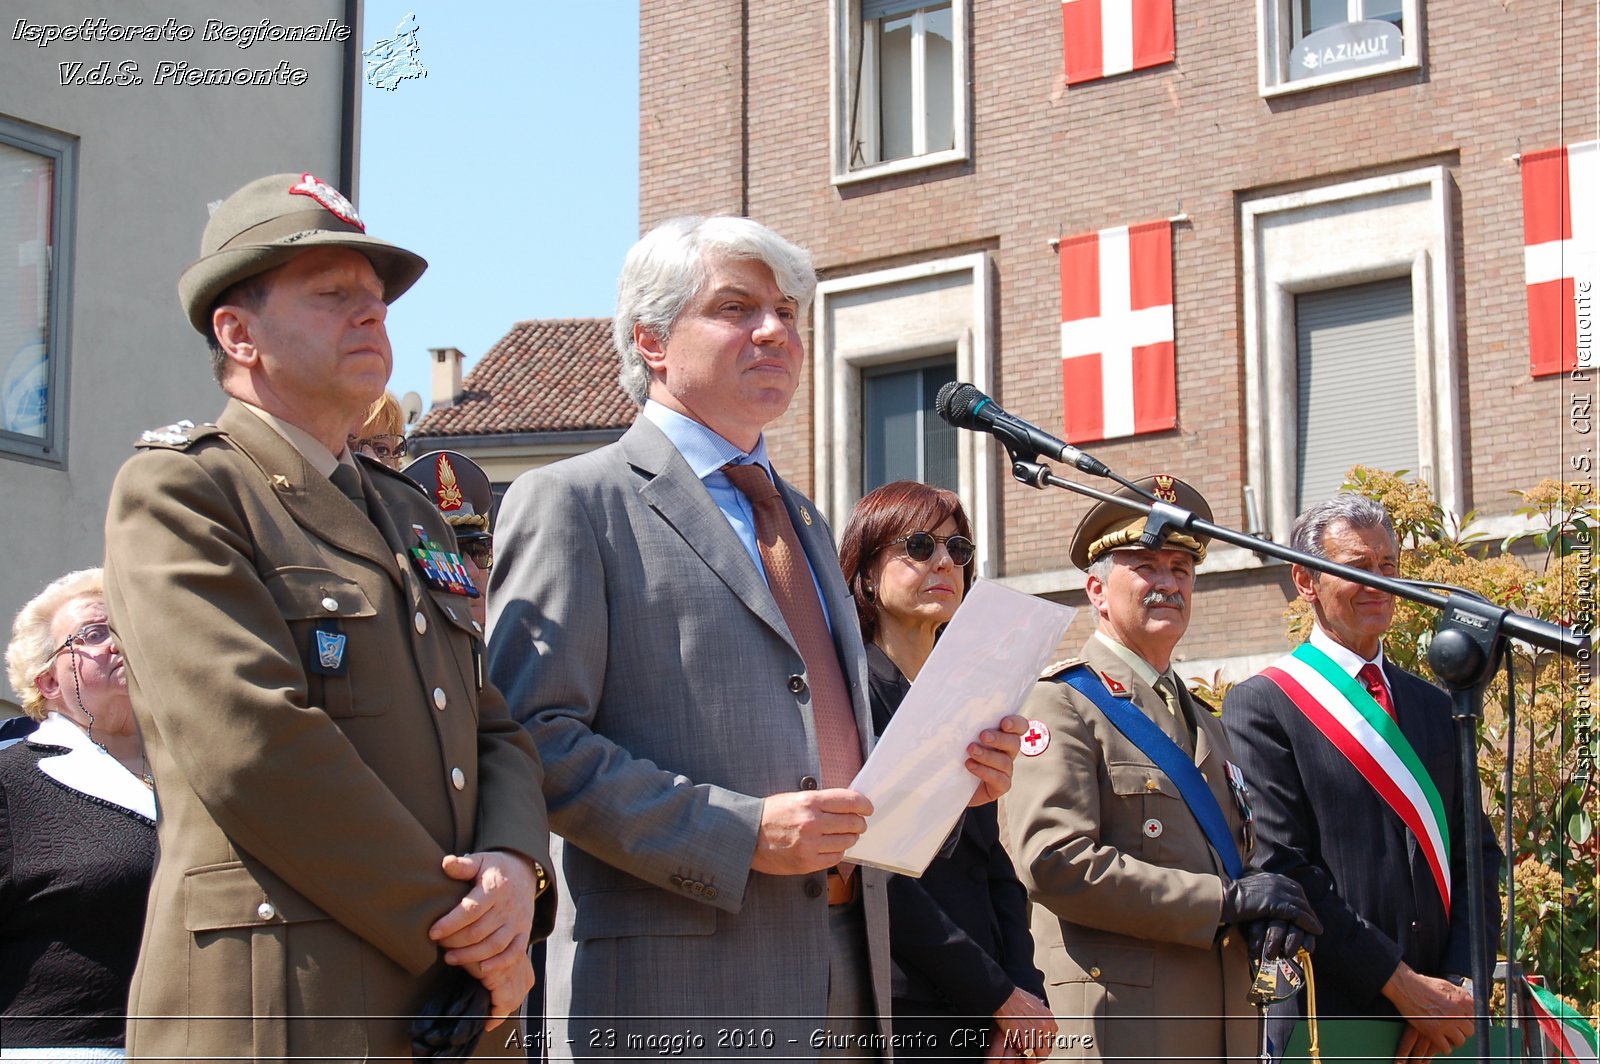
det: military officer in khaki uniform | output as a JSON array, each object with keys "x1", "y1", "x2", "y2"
[
  {"x1": 103, "y1": 173, "x2": 555, "y2": 1062},
  {"x1": 1003, "y1": 476, "x2": 1320, "y2": 1062}
]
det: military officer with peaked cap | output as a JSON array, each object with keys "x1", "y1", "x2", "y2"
[
  {"x1": 1003, "y1": 476, "x2": 1320, "y2": 1061},
  {"x1": 103, "y1": 172, "x2": 555, "y2": 1061},
  {"x1": 404, "y1": 449, "x2": 497, "y2": 627}
]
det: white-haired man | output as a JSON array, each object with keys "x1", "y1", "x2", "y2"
[{"x1": 488, "y1": 216, "x2": 1026, "y2": 1060}]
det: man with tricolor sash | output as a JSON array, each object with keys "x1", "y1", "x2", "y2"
[
  {"x1": 1223, "y1": 494, "x2": 1502, "y2": 1062},
  {"x1": 1006, "y1": 475, "x2": 1322, "y2": 1062}
]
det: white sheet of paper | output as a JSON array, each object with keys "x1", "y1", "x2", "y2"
[{"x1": 845, "y1": 579, "x2": 1077, "y2": 875}]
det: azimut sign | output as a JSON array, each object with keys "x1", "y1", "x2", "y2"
[{"x1": 1289, "y1": 19, "x2": 1402, "y2": 80}]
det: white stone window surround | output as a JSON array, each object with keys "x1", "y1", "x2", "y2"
[
  {"x1": 1256, "y1": 0, "x2": 1421, "y2": 96},
  {"x1": 812, "y1": 253, "x2": 996, "y2": 575},
  {"x1": 829, "y1": 0, "x2": 970, "y2": 186},
  {"x1": 1241, "y1": 164, "x2": 1462, "y2": 547}
]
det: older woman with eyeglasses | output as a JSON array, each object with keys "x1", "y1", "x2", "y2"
[
  {"x1": 349, "y1": 390, "x2": 409, "y2": 469},
  {"x1": 2, "y1": 569, "x2": 156, "y2": 1060},
  {"x1": 839, "y1": 482, "x2": 1056, "y2": 1060}
]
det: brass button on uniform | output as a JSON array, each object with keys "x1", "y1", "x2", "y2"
[
  {"x1": 1145, "y1": 779, "x2": 1160, "y2": 792},
  {"x1": 433, "y1": 688, "x2": 447, "y2": 710},
  {"x1": 451, "y1": 767, "x2": 466, "y2": 791},
  {"x1": 257, "y1": 902, "x2": 277, "y2": 921},
  {"x1": 320, "y1": 596, "x2": 339, "y2": 613},
  {"x1": 414, "y1": 611, "x2": 427, "y2": 635},
  {"x1": 1089, "y1": 966, "x2": 1102, "y2": 979}
]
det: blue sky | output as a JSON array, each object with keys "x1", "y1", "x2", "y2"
[{"x1": 356, "y1": 2, "x2": 639, "y2": 413}]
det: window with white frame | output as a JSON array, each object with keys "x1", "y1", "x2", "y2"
[
  {"x1": 813, "y1": 254, "x2": 994, "y2": 572},
  {"x1": 1257, "y1": 0, "x2": 1418, "y2": 94},
  {"x1": 832, "y1": 0, "x2": 967, "y2": 183},
  {"x1": 0, "y1": 119, "x2": 74, "y2": 466},
  {"x1": 1241, "y1": 166, "x2": 1458, "y2": 543},
  {"x1": 1294, "y1": 277, "x2": 1417, "y2": 511},
  {"x1": 862, "y1": 357, "x2": 958, "y2": 493}
]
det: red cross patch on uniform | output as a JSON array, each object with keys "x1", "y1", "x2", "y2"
[{"x1": 1020, "y1": 719, "x2": 1051, "y2": 757}]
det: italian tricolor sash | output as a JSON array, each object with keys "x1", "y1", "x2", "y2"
[
  {"x1": 1527, "y1": 976, "x2": 1599, "y2": 1063},
  {"x1": 1261, "y1": 643, "x2": 1451, "y2": 910}
]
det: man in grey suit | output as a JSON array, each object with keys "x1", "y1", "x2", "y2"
[{"x1": 488, "y1": 216, "x2": 1024, "y2": 1060}]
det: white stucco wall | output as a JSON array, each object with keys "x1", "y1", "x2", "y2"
[{"x1": 0, "y1": 0, "x2": 356, "y2": 652}]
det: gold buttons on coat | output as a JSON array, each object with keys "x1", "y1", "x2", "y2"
[
  {"x1": 451, "y1": 767, "x2": 466, "y2": 790},
  {"x1": 414, "y1": 611, "x2": 427, "y2": 634},
  {"x1": 257, "y1": 902, "x2": 277, "y2": 921},
  {"x1": 433, "y1": 688, "x2": 447, "y2": 710},
  {"x1": 1089, "y1": 966, "x2": 1101, "y2": 979},
  {"x1": 1145, "y1": 779, "x2": 1160, "y2": 792}
]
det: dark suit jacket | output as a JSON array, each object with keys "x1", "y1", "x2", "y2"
[
  {"x1": 867, "y1": 644, "x2": 1046, "y2": 1023},
  {"x1": 1222, "y1": 652, "x2": 1502, "y2": 1019}
]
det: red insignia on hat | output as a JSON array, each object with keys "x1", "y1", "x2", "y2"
[
  {"x1": 1020, "y1": 720, "x2": 1051, "y2": 757},
  {"x1": 288, "y1": 173, "x2": 365, "y2": 230},
  {"x1": 435, "y1": 454, "x2": 465, "y2": 511},
  {"x1": 1100, "y1": 671, "x2": 1127, "y2": 696},
  {"x1": 1152, "y1": 475, "x2": 1178, "y2": 503}
]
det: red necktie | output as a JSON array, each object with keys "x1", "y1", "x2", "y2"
[
  {"x1": 722, "y1": 464, "x2": 865, "y2": 797},
  {"x1": 1358, "y1": 662, "x2": 1396, "y2": 720}
]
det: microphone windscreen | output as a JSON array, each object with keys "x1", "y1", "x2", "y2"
[{"x1": 935, "y1": 381, "x2": 981, "y2": 426}]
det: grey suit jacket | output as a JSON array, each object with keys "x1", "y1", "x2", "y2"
[{"x1": 488, "y1": 417, "x2": 892, "y2": 1060}]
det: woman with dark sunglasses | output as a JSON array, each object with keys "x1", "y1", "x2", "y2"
[{"x1": 839, "y1": 482, "x2": 1055, "y2": 1060}]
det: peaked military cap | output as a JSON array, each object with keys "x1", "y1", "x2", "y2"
[{"x1": 1069, "y1": 474, "x2": 1213, "y2": 571}]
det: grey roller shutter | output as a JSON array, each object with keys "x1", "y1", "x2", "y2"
[{"x1": 1294, "y1": 277, "x2": 1417, "y2": 510}]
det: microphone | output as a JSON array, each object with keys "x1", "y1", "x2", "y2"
[{"x1": 935, "y1": 382, "x2": 1112, "y2": 478}]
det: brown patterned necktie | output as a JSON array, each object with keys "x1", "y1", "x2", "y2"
[{"x1": 722, "y1": 462, "x2": 865, "y2": 800}]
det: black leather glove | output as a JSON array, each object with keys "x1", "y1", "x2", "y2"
[
  {"x1": 410, "y1": 965, "x2": 491, "y2": 1060},
  {"x1": 1221, "y1": 873, "x2": 1322, "y2": 938},
  {"x1": 1246, "y1": 917, "x2": 1317, "y2": 963}
]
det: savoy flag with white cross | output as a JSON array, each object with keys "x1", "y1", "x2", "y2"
[
  {"x1": 1059, "y1": 218, "x2": 1177, "y2": 443},
  {"x1": 1522, "y1": 140, "x2": 1597, "y2": 377},
  {"x1": 1062, "y1": 0, "x2": 1174, "y2": 85}
]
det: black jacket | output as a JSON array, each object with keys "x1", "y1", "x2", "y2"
[
  {"x1": 1222, "y1": 657, "x2": 1502, "y2": 1019},
  {"x1": 867, "y1": 643, "x2": 1046, "y2": 1020}
]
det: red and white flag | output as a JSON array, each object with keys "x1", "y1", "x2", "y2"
[
  {"x1": 1522, "y1": 140, "x2": 1597, "y2": 377},
  {"x1": 1062, "y1": 0, "x2": 1174, "y2": 85},
  {"x1": 1059, "y1": 219, "x2": 1176, "y2": 443}
]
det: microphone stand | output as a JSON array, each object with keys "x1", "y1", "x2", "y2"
[{"x1": 1006, "y1": 451, "x2": 1589, "y2": 1064}]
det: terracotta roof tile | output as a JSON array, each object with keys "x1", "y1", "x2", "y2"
[{"x1": 412, "y1": 318, "x2": 636, "y2": 438}]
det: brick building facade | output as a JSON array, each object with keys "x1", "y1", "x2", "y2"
[{"x1": 637, "y1": 0, "x2": 1596, "y2": 677}]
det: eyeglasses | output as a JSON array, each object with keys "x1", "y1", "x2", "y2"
[
  {"x1": 349, "y1": 434, "x2": 407, "y2": 461},
  {"x1": 459, "y1": 537, "x2": 494, "y2": 572},
  {"x1": 47, "y1": 622, "x2": 115, "y2": 663},
  {"x1": 887, "y1": 531, "x2": 976, "y2": 567}
]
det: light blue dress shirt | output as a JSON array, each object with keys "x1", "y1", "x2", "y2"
[{"x1": 643, "y1": 400, "x2": 833, "y2": 629}]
